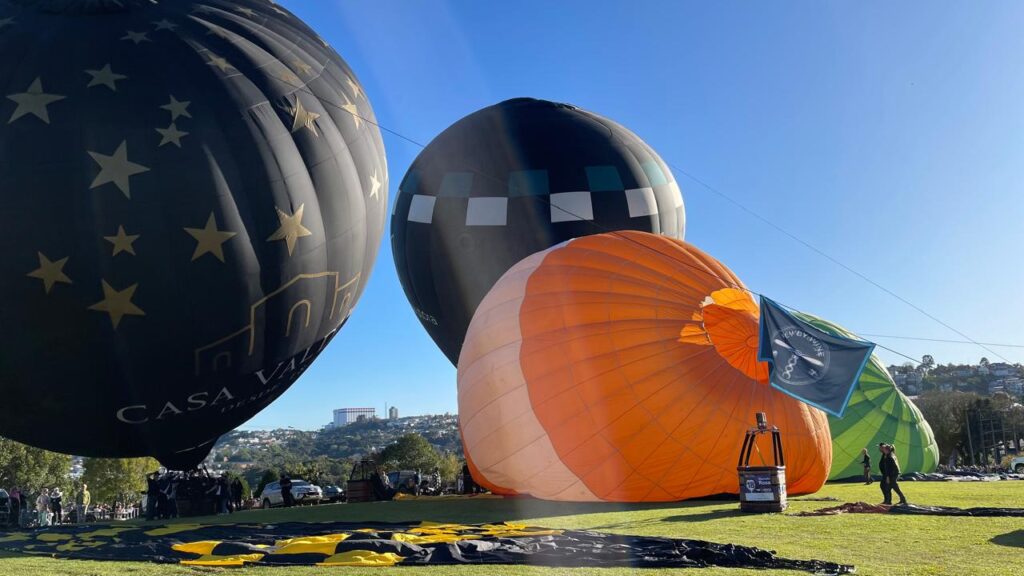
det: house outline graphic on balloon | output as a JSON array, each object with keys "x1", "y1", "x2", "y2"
[{"x1": 193, "y1": 272, "x2": 361, "y2": 376}]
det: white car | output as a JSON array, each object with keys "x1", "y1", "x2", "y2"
[
  {"x1": 260, "y1": 480, "x2": 322, "y2": 508},
  {"x1": 1010, "y1": 456, "x2": 1024, "y2": 474}
]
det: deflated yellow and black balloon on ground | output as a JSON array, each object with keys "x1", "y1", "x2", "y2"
[
  {"x1": 391, "y1": 98, "x2": 686, "y2": 364},
  {"x1": 0, "y1": 0, "x2": 386, "y2": 468}
]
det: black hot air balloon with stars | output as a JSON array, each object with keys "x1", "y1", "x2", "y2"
[
  {"x1": 0, "y1": 0, "x2": 387, "y2": 469},
  {"x1": 391, "y1": 98, "x2": 685, "y2": 365}
]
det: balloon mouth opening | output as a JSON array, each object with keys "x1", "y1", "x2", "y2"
[{"x1": 678, "y1": 288, "x2": 769, "y2": 384}]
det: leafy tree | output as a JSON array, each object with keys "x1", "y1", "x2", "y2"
[
  {"x1": 0, "y1": 437, "x2": 72, "y2": 496},
  {"x1": 82, "y1": 457, "x2": 159, "y2": 506},
  {"x1": 913, "y1": 391, "x2": 982, "y2": 462},
  {"x1": 376, "y1": 434, "x2": 440, "y2": 472},
  {"x1": 980, "y1": 357, "x2": 990, "y2": 368},
  {"x1": 437, "y1": 451, "x2": 462, "y2": 482},
  {"x1": 255, "y1": 469, "x2": 279, "y2": 498},
  {"x1": 921, "y1": 355, "x2": 935, "y2": 372}
]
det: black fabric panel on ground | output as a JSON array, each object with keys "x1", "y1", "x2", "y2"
[
  {"x1": 0, "y1": 520, "x2": 853, "y2": 573},
  {"x1": 797, "y1": 502, "x2": 1024, "y2": 517},
  {"x1": 889, "y1": 504, "x2": 1024, "y2": 517}
]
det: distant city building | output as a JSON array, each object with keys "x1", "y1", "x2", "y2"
[
  {"x1": 331, "y1": 407, "x2": 376, "y2": 427},
  {"x1": 389, "y1": 406, "x2": 399, "y2": 420},
  {"x1": 989, "y1": 363, "x2": 1018, "y2": 378}
]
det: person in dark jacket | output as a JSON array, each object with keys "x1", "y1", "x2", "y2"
[
  {"x1": 878, "y1": 443, "x2": 907, "y2": 505},
  {"x1": 280, "y1": 475, "x2": 294, "y2": 508},
  {"x1": 50, "y1": 488, "x2": 63, "y2": 525},
  {"x1": 230, "y1": 477, "x2": 243, "y2": 512},
  {"x1": 861, "y1": 448, "x2": 872, "y2": 484},
  {"x1": 145, "y1": 472, "x2": 159, "y2": 520}
]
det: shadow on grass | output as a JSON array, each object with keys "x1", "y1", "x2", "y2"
[
  {"x1": 663, "y1": 508, "x2": 745, "y2": 523},
  {"x1": 112, "y1": 497, "x2": 727, "y2": 528},
  {"x1": 991, "y1": 530, "x2": 1024, "y2": 548}
]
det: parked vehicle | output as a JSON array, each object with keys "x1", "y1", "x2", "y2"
[
  {"x1": 387, "y1": 470, "x2": 420, "y2": 493},
  {"x1": 260, "y1": 480, "x2": 322, "y2": 508},
  {"x1": 322, "y1": 485, "x2": 345, "y2": 503},
  {"x1": 1010, "y1": 456, "x2": 1024, "y2": 473}
]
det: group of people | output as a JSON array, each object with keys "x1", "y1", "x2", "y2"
[
  {"x1": 860, "y1": 443, "x2": 908, "y2": 505},
  {"x1": 145, "y1": 470, "x2": 244, "y2": 520},
  {"x1": 5, "y1": 484, "x2": 90, "y2": 527}
]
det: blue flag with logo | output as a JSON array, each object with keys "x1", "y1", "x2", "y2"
[{"x1": 757, "y1": 297, "x2": 875, "y2": 418}]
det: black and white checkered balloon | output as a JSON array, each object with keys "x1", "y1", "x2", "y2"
[{"x1": 392, "y1": 98, "x2": 685, "y2": 364}]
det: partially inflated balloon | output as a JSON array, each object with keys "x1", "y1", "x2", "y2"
[
  {"x1": 0, "y1": 0, "x2": 386, "y2": 468},
  {"x1": 792, "y1": 315, "x2": 940, "y2": 480},
  {"x1": 458, "y1": 232, "x2": 830, "y2": 502},
  {"x1": 392, "y1": 98, "x2": 685, "y2": 364}
]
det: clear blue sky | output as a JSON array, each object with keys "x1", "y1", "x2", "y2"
[{"x1": 244, "y1": 0, "x2": 1024, "y2": 429}]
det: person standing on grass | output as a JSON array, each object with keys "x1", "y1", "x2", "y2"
[
  {"x1": 50, "y1": 488, "x2": 63, "y2": 525},
  {"x1": 36, "y1": 491, "x2": 50, "y2": 526},
  {"x1": 861, "y1": 448, "x2": 872, "y2": 484},
  {"x1": 280, "y1": 474, "x2": 294, "y2": 508},
  {"x1": 77, "y1": 484, "x2": 90, "y2": 523},
  {"x1": 878, "y1": 443, "x2": 907, "y2": 505},
  {"x1": 9, "y1": 487, "x2": 21, "y2": 526}
]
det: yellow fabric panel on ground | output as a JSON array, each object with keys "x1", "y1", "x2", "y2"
[
  {"x1": 180, "y1": 553, "x2": 266, "y2": 567},
  {"x1": 316, "y1": 550, "x2": 404, "y2": 567},
  {"x1": 172, "y1": 541, "x2": 221, "y2": 556},
  {"x1": 272, "y1": 534, "x2": 351, "y2": 556}
]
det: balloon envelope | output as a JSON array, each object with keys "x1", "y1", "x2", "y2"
[
  {"x1": 458, "y1": 231, "x2": 830, "y2": 502},
  {"x1": 0, "y1": 0, "x2": 387, "y2": 468},
  {"x1": 392, "y1": 98, "x2": 685, "y2": 364}
]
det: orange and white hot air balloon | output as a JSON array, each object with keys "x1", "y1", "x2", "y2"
[{"x1": 457, "y1": 231, "x2": 831, "y2": 502}]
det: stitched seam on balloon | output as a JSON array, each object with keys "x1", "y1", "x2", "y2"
[
  {"x1": 632, "y1": 366, "x2": 751, "y2": 499},
  {"x1": 556, "y1": 347, "x2": 733, "y2": 496}
]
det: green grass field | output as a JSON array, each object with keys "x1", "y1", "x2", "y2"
[{"x1": 1, "y1": 481, "x2": 1021, "y2": 576}]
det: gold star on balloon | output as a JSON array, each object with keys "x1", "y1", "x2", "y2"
[
  {"x1": 156, "y1": 122, "x2": 189, "y2": 147},
  {"x1": 152, "y1": 19, "x2": 178, "y2": 31},
  {"x1": 7, "y1": 77, "x2": 65, "y2": 124},
  {"x1": 346, "y1": 76, "x2": 364, "y2": 100},
  {"x1": 283, "y1": 97, "x2": 320, "y2": 136},
  {"x1": 341, "y1": 94, "x2": 362, "y2": 129},
  {"x1": 369, "y1": 170, "x2": 381, "y2": 202},
  {"x1": 267, "y1": 204, "x2": 312, "y2": 256},
  {"x1": 184, "y1": 212, "x2": 237, "y2": 262},
  {"x1": 104, "y1": 225, "x2": 140, "y2": 256},
  {"x1": 121, "y1": 30, "x2": 151, "y2": 44},
  {"x1": 207, "y1": 53, "x2": 235, "y2": 73},
  {"x1": 275, "y1": 68, "x2": 301, "y2": 86},
  {"x1": 268, "y1": 1, "x2": 288, "y2": 16},
  {"x1": 88, "y1": 280, "x2": 145, "y2": 329},
  {"x1": 291, "y1": 59, "x2": 313, "y2": 76},
  {"x1": 27, "y1": 252, "x2": 71, "y2": 294},
  {"x1": 88, "y1": 140, "x2": 150, "y2": 198},
  {"x1": 160, "y1": 95, "x2": 191, "y2": 121},
  {"x1": 84, "y1": 63, "x2": 127, "y2": 91}
]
